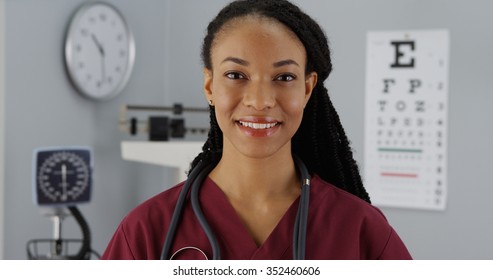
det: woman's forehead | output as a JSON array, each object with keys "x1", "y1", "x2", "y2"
[
  {"x1": 210, "y1": 15, "x2": 306, "y2": 67},
  {"x1": 216, "y1": 15, "x2": 302, "y2": 45}
]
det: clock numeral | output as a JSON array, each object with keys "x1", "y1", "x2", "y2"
[{"x1": 80, "y1": 28, "x2": 89, "y2": 37}]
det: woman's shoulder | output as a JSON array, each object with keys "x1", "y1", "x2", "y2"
[
  {"x1": 102, "y1": 181, "x2": 188, "y2": 260},
  {"x1": 120, "y1": 181, "x2": 186, "y2": 227},
  {"x1": 310, "y1": 175, "x2": 412, "y2": 259},
  {"x1": 310, "y1": 174, "x2": 388, "y2": 223}
]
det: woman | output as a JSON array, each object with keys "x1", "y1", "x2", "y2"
[{"x1": 102, "y1": 0, "x2": 412, "y2": 260}]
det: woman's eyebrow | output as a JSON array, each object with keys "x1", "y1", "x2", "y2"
[
  {"x1": 221, "y1": 56, "x2": 249, "y2": 66},
  {"x1": 221, "y1": 57, "x2": 299, "y2": 68},
  {"x1": 273, "y1": 59, "x2": 299, "y2": 68}
]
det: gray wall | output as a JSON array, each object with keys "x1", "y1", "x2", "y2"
[
  {"x1": 292, "y1": 0, "x2": 493, "y2": 259},
  {"x1": 1, "y1": 0, "x2": 492, "y2": 259},
  {"x1": 0, "y1": 0, "x2": 5, "y2": 259},
  {"x1": 3, "y1": 0, "x2": 178, "y2": 259}
]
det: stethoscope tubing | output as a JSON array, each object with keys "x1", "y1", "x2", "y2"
[
  {"x1": 190, "y1": 163, "x2": 221, "y2": 260},
  {"x1": 161, "y1": 156, "x2": 310, "y2": 260},
  {"x1": 160, "y1": 160, "x2": 207, "y2": 260},
  {"x1": 293, "y1": 156, "x2": 310, "y2": 260}
]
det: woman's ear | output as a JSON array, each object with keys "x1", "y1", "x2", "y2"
[
  {"x1": 204, "y1": 68, "x2": 213, "y2": 104},
  {"x1": 304, "y1": 71, "x2": 318, "y2": 104}
]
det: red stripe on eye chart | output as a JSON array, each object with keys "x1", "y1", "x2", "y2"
[{"x1": 380, "y1": 172, "x2": 418, "y2": 178}]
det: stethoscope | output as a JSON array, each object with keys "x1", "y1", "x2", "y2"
[{"x1": 160, "y1": 155, "x2": 311, "y2": 260}]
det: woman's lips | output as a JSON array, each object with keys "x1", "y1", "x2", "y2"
[
  {"x1": 236, "y1": 118, "x2": 281, "y2": 137},
  {"x1": 238, "y1": 121, "x2": 278, "y2": 129}
]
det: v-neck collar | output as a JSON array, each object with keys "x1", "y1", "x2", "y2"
[{"x1": 200, "y1": 177, "x2": 300, "y2": 259}]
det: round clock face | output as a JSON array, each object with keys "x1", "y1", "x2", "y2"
[
  {"x1": 35, "y1": 149, "x2": 92, "y2": 206},
  {"x1": 65, "y1": 2, "x2": 135, "y2": 100}
]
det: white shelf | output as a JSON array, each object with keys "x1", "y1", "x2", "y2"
[{"x1": 121, "y1": 141, "x2": 204, "y2": 182}]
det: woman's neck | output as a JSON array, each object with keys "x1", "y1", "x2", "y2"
[{"x1": 209, "y1": 146, "x2": 300, "y2": 201}]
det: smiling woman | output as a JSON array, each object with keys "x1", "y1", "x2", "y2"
[
  {"x1": 102, "y1": 0, "x2": 412, "y2": 260},
  {"x1": 204, "y1": 15, "x2": 316, "y2": 162}
]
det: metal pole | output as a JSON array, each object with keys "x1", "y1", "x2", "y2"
[{"x1": 52, "y1": 214, "x2": 63, "y2": 256}]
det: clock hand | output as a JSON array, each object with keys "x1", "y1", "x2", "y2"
[
  {"x1": 91, "y1": 33, "x2": 106, "y2": 84},
  {"x1": 102, "y1": 55, "x2": 106, "y2": 83},
  {"x1": 91, "y1": 33, "x2": 105, "y2": 56}
]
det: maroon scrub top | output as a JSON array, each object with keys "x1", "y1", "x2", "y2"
[{"x1": 102, "y1": 175, "x2": 412, "y2": 260}]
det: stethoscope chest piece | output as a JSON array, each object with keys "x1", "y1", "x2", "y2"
[{"x1": 170, "y1": 246, "x2": 208, "y2": 260}]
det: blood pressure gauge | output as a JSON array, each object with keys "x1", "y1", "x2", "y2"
[{"x1": 33, "y1": 147, "x2": 92, "y2": 206}]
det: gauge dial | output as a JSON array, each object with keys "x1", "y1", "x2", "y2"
[{"x1": 34, "y1": 148, "x2": 92, "y2": 206}]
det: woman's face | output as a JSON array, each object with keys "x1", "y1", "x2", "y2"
[{"x1": 204, "y1": 16, "x2": 317, "y2": 159}]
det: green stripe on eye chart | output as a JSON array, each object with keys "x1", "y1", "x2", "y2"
[{"x1": 378, "y1": 148, "x2": 423, "y2": 153}]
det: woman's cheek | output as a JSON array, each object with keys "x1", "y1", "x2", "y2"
[{"x1": 281, "y1": 89, "x2": 307, "y2": 114}]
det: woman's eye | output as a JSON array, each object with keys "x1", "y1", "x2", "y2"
[
  {"x1": 275, "y1": 74, "x2": 296, "y2": 82},
  {"x1": 225, "y1": 72, "x2": 245, "y2": 80}
]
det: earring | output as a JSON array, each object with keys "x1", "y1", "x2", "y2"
[{"x1": 208, "y1": 100, "x2": 213, "y2": 106}]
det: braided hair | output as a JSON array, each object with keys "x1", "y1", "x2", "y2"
[{"x1": 191, "y1": 0, "x2": 371, "y2": 203}]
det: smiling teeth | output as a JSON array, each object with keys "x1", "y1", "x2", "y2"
[{"x1": 239, "y1": 121, "x2": 277, "y2": 129}]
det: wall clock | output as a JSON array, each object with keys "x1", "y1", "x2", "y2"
[
  {"x1": 64, "y1": 2, "x2": 135, "y2": 101},
  {"x1": 33, "y1": 147, "x2": 92, "y2": 206}
]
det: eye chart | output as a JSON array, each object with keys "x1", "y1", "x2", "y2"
[{"x1": 364, "y1": 30, "x2": 449, "y2": 210}]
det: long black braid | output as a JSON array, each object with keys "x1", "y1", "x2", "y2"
[{"x1": 190, "y1": 0, "x2": 370, "y2": 203}]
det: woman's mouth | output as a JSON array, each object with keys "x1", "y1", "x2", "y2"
[
  {"x1": 236, "y1": 119, "x2": 281, "y2": 137},
  {"x1": 238, "y1": 121, "x2": 278, "y2": 129}
]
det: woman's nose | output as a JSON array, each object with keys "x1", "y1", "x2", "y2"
[{"x1": 242, "y1": 80, "x2": 276, "y2": 110}]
